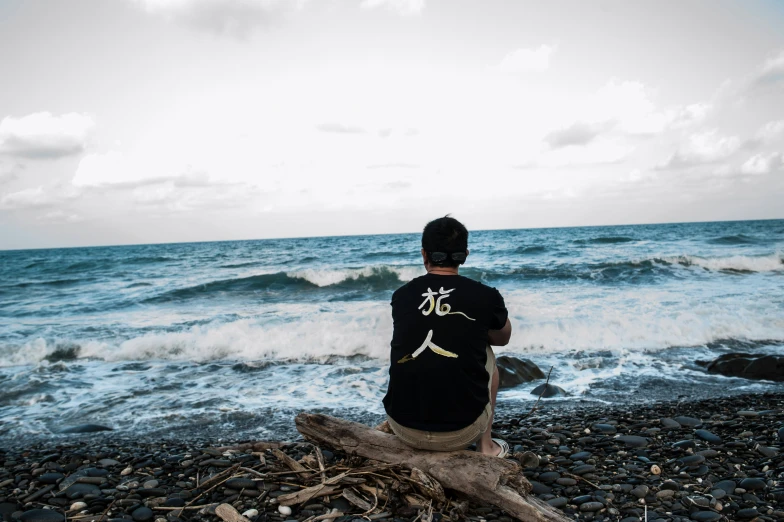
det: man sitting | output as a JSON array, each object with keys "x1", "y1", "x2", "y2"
[{"x1": 382, "y1": 216, "x2": 512, "y2": 456}]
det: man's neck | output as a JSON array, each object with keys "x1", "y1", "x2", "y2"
[{"x1": 426, "y1": 265, "x2": 459, "y2": 276}]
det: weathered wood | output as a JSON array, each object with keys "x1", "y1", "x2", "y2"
[
  {"x1": 295, "y1": 413, "x2": 569, "y2": 522},
  {"x1": 215, "y1": 441, "x2": 284, "y2": 452},
  {"x1": 277, "y1": 470, "x2": 350, "y2": 506},
  {"x1": 272, "y1": 448, "x2": 309, "y2": 473},
  {"x1": 277, "y1": 483, "x2": 339, "y2": 506},
  {"x1": 215, "y1": 503, "x2": 251, "y2": 522}
]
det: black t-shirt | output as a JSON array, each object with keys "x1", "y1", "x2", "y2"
[{"x1": 382, "y1": 273, "x2": 508, "y2": 432}]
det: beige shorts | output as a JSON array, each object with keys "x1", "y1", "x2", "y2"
[{"x1": 387, "y1": 346, "x2": 496, "y2": 452}]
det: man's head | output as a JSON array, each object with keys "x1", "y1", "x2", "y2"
[{"x1": 421, "y1": 216, "x2": 469, "y2": 268}]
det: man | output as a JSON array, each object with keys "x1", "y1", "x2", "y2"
[{"x1": 382, "y1": 216, "x2": 512, "y2": 457}]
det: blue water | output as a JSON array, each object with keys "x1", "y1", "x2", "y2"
[{"x1": 1, "y1": 220, "x2": 783, "y2": 441}]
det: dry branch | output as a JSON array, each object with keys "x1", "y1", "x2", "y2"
[{"x1": 295, "y1": 413, "x2": 569, "y2": 522}]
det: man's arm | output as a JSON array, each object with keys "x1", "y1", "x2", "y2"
[{"x1": 487, "y1": 318, "x2": 512, "y2": 346}]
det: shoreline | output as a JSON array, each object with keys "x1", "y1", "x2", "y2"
[{"x1": 1, "y1": 391, "x2": 783, "y2": 521}]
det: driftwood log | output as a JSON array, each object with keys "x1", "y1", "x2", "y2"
[{"x1": 295, "y1": 413, "x2": 570, "y2": 522}]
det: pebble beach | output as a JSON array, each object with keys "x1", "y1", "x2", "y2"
[{"x1": 2, "y1": 391, "x2": 784, "y2": 522}]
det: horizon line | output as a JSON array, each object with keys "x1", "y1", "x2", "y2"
[{"x1": 1, "y1": 216, "x2": 783, "y2": 253}]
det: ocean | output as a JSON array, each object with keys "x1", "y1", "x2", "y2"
[{"x1": 1, "y1": 219, "x2": 783, "y2": 443}]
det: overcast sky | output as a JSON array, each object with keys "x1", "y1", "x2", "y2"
[{"x1": 1, "y1": 0, "x2": 783, "y2": 249}]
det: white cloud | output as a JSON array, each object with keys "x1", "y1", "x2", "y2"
[
  {"x1": 658, "y1": 130, "x2": 741, "y2": 169},
  {"x1": 666, "y1": 103, "x2": 712, "y2": 129},
  {"x1": 316, "y1": 122, "x2": 367, "y2": 135},
  {"x1": 0, "y1": 112, "x2": 94, "y2": 160},
  {"x1": 0, "y1": 161, "x2": 21, "y2": 184},
  {"x1": 528, "y1": 137, "x2": 632, "y2": 168},
  {"x1": 740, "y1": 152, "x2": 783, "y2": 175},
  {"x1": 493, "y1": 45, "x2": 555, "y2": 73},
  {"x1": 753, "y1": 49, "x2": 784, "y2": 88},
  {"x1": 130, "y1": 0, "x2": 302, "y2": 37},
  {"x1": 754, "y1": 120, "x2": 784, "y2": 144},
  {"x1": 73, "y1": 151, "x2": 142, "y2": 187},
  {"x1": 38, "y1": 210, "x2": 84, "y2": 224},
  {"x1": 73, "y1": 151, "x2": 192, "y2": 187},
  {"x1": 544, "y1": 121, "x2": 608, "y2": 148},
  {"x1": 0, "y1": 185, "x2": 80, "y2": 209},
  {"x1": 360, "y1": 0, "x2": 424, "y2": 15},
  {"x1": 618, "y1": 169, "x2": 658, "y2": 184},
  {"x1": 547, "y1": 81, "x2": 709, "y2": 147}
]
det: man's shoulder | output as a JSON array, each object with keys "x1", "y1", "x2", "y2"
[
  {"x1": 455, "y1": 274, "x2": 501, "y2": 296},
  {"x1": 392, "y1": 274, "x2": 427, "y2": 299}
]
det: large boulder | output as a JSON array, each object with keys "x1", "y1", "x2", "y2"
[
  {"x1": 530, "y1": 383, "x2": 568, "y2": 398},
  {"x1": 697, "y1": 353, "x2": 784, "y2": 382},
  {"x1": 495, "y1": 356, "x2": 545, "y2": 388}
]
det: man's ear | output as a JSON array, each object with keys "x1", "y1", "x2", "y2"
[{"x1": 421, "y1": 249, "x2": 428, "y2": 265}]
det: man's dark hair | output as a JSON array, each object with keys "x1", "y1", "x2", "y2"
[{"x1": 421, "y1": 216, "x2": 469, "y2": 267}]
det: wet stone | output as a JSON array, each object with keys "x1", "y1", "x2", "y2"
[
  {"x1": 579, "y1": 502, "x2": 604, "y2": 512},
  {"x1": 660, "y1": 418, "x2": 681, "y2": 429},
  {"x1": 616, "y1": 435, "x2": 648, "y2": 448},
  {"x1": 64, "y1": 483, "x2": 101, "y2": 500},
  {"x1": 137, "y1": 488, "x2": 166, "y2": 497},
  {"x1": 592, "y1": 424, "x2": 616, "y2": 434},
  {"x1": 570, "y1": 451, "x2": 591, "y2": 460},
  {"x1": 163, "y1": 498, "x2": 185, "y2": 508},
  {"x1": 739, "y1": 477, "x2": 766, "y2": 491},
  {"x1": 673, "y1": 440, "x2": 697, "y2": 450},
  {"x1": 714, "y1": 480, "x2": 736, "y2": 494},
  {"x1": 571, "y1": 465, "x2": 596, "y2": 475},
  {"x1": 694, "y1": 429, "x2": 721, "y2": 443},
  {"x1": 131, "y1": 506, "x2": 153, "y2": 522},
  {"x1": 225, "y1": 478, "x2": 257, "y2": 490},
  {"x1": 199, "y1": 459, "x2": 232, "y2": 467},
  {"x1": 546, "y1": 497, "x2": 567, "y2": 509},
  {"x1": 736, "y1": 507, "x2": 759, "y2": 519},
  {"x1": 673, "y1": 416, "x2": 702, "y2": 428},
  {"x1": 18, "y1": 510, "x2": 65, "y2": 522},
  {"x1": 37, "y1": 473, "x2": 64, "y2": 485},
  {"x1": 630, "y1": 485, "x2": 648, "y2": 499},
  {"x1": 690, "y1": 512, "x2": 721, "y2": 521},
  {"x1": 529, "y1": 481, "x2": 551, "y2": 495},
  {"x1": 678, "y1": 454, "x2": 705, "y2": 467}
]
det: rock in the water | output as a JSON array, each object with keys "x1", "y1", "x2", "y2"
[
  {"x1": 58, "y1": 424, "x2": 113, "y2": 434},
  {"x1": 699, "y1": 353, "x2": 784, "y2": 382},
  {"x1": 19, "y1": 510, "x2": 64, "y2": 522},
  {"x1": 530, "y1": 383, "x2": 567, "y2": 398},
  {"x1": 496, "y1": 356, "x2": 545, "y2": 388}
]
